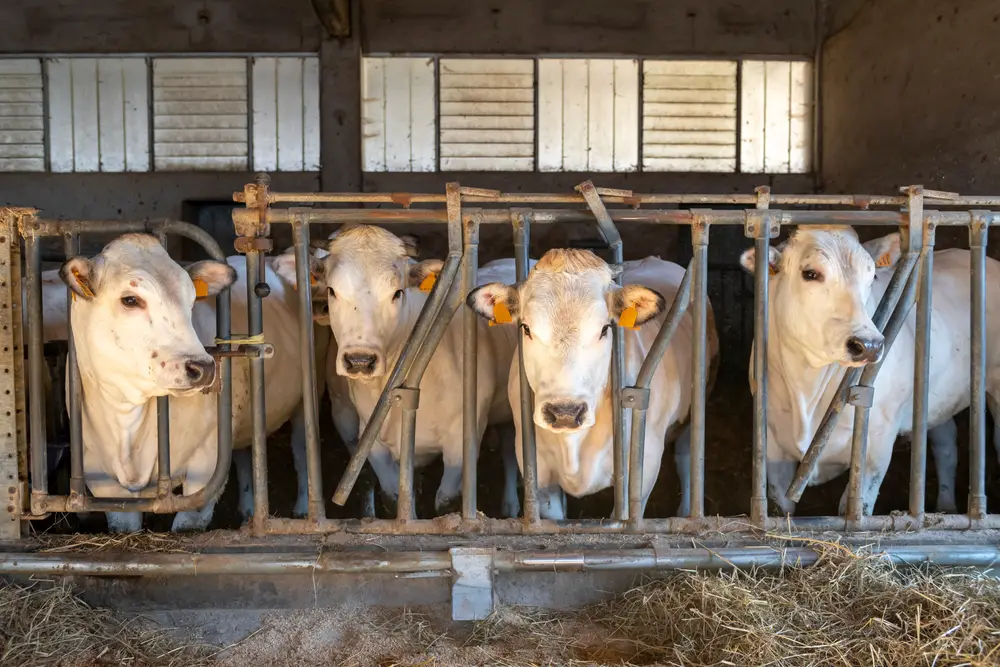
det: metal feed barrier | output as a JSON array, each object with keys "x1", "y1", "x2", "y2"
[{"x1": 2, "y1": 180, "x2": 1000, "y2": 620}]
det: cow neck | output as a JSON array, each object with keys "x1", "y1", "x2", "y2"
[
  {"x1": 378, "y1": 288, "x2": 432, "y2": 391},
  {"x1": 770, "y1": 331, "x2": 846, "y2": 451},
  {"x1": 78, "y1": 369, "x2": 155, "y2": 488}
]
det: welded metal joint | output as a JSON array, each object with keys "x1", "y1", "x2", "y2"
[
  {"x1": 690, "y1": 209, "x2": 711, "y2": 246},
  {"x1": 450, "y1": 547, "x2": 495, "y2": 621},
  {"x1": 238, "y1": 172, "x2": 272, "y2": 239},
  {"x1": 969, "y1": 210, "x2": 991, "y2": 248},
  {"x1": 902, "y1": 185, "x2": 924, "y2": 254},
  {"x1": 621, "y1": 387, "x2": 650, "y2": 411},
  {"x1": 744, "y1": 209, "x2": 779, "y2": 240},
  {"x1": 754, "y1": 185, "x2": 771, "y2": 210},
  {"x1": 848, "y1": 385, "x2": 874, "y2": 408},
  {"x1": 391, "y1": 387, "x2": 421, "y2": 411}
]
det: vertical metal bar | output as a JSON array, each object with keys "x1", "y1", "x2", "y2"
[
  {"x1": 969, "y1": 211, "x2": 989, "y2": 520},
  {"x1": 25, "y1": 234, "x2": 47, "y2": 497},
  {"x1": 748, "y1": 205, "x2": 772, "y2": 525},
  {"x1": 461, "y1": 214, "x2": 480, "y2": 521},
  {"x1": 0, "y1": 211, "x2": 24, "y2": 536},
  {"x1": 214, "y1": 274, "x2": 234, "y2": 519},
  {"x1": 396, "y1": 391, "x2": 418, "y2": 522},
  {"x1": 291, "y1": 212, "x2": 324, "y2": 521},
  {"x1": 688, "y1": 214, "x2": 709, "y2": 518},
  {"x1": 909, "y1": 216, "x2": 934, "y2": 518},
  {"x1": 63, "y1": 233, "x2": 85, "y2": 499},
  {"x1": 512, "y1": 209, "x2": 539, "y2": 525},
  {"x1": 246, "y1": 249, "x2": 268, "y2": 529},
  {"x1": 626, "y1": 399, "x2": 648, "y2": 530},
  {"x1": 846, "y1": 401, "x2": 871, "y2": 522},
  {"x1": 156, "y1": 397, "x2": 171, "y2": 496}
]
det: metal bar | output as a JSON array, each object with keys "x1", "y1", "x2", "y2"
[
  {"x1": 291, "y1": 212, "x2": 325, "y2": 521},
  {"x1": 63, "y1": 233, "x2": 86, "y2": 500},
  {"x1": 749, "y1": 204, "x2": 774, "y2": 525},
  {"x1": 331, "y1": 255, "x2": 462, "y2": 506},
  {"x1": 626, "y1": 261, "x2": 694, "y2": 530},
  {"x1": 969, "y1": 211, "x2": 990, "y2": 519},
  {"x1": 512, "y1": 210, "x2": 539, "y2": 525},
  {"x1": 462, "y1": 214, "x2": 480, "y2": 521},
  {"x1": 785, "y1": 250, "x2": 919, "y2": 502},
  {"x1": 396, "y1": 390, "x2": 418, "y2": 522},
  {"x1": 24, "y1": 235, "x2": 46, "y2": 498},
  {"x1": 845, "y1": 264, "x2": 921, "y2": 522},
  {"x1": 688, "y1": 214, "x2": 710, "y2": 518},
  {"x1": 245, "y1": 250, "x2": 269, "y2": 530},
  {"x1": 576, "y1": 181, "x2": 627, "y2": 522},
  {"x1": 155, "y1": 397, "x2": 171, "y2": 496},
  {"x1": 909, "y1": 213, "x2": 934, "y2": 518}
]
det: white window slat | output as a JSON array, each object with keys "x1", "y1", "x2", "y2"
[
  {"x1": 276, "y1": 57, "x2": 305, "y2": 171},
  {"x1": 764, "y1": 61, "x2": 792, "y2": 173},
  {"x1": 0, "y1": 58, "x2": 43, "y2": 172},
  {"x1": 302, "y1": 56, "x2": 321, "y2": 171},
  {"x1": 613, "y1": 59, "x2": 639, "y2": 172},
  {"x1": 153, "y1": 57, "x2": 248, "y2": 171},
  {"x1": 361, "y1": 57, "x2": 435, "y2": 172},
  {"x1": 560, "y1": 60, "x2": 589, "y2": 171},
  {"x1": 740, "y1": 59, "x2": 813, "y2": 174},
  {"x1": 789, "y1": 61, "x2": 813, "y2": 173},
  {"x1": 97, "y1": 59, "x2": 126, "y2": 172},
  {"x1": 251, "y1": 57, "x2": 278, "y2": 171},
  {"x1": 587, "y1": 59, "x2": 615, "y2": 172},
  {"x1": 740, "y1": 60, "x2": 766, "y2": 173},
  {"x1": 251, "y1": 56, "x2": 321, "y2": 172},
  {"x1": 439, "y1": 58, "x2": 534, "y2": 171},
  {"x1": 536, "y1": 59, "x2": 562, "y2": 172},
  {"x1": 643, "y1": 60, "x2": 737, "y2": 172},
  {"x1": 121, "y1": 58, "x2": 150, "y2": 172}
]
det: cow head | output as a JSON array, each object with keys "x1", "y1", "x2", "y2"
[
  {"x1": 60, "y1": 234, "x2": 236, "y2": 403},
  {"x1": 303, "y1": 226, "x2": 435, "y2": 380},
  {"x1": 739, "y1": 226, "x2": 897, "y2": 368},
  {"x1": 467, "y1": 249, "x2": 664, "y2": 433},
  {"x1": 271, "y1": 244, "x2": 332, "y2": 325}
]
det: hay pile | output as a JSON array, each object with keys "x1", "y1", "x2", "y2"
[{"x1": 0, "y1": 581, "x2": 213, "y2": 667}]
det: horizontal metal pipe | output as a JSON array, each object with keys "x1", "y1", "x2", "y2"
[
  {"x1": 3, "y1": 544, "x2": 999, "y2": 578},
  {"x1": 23, "y1": 220, "x2": 226, "y2": 258}
]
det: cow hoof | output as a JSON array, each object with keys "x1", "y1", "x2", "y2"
[
  {"x1": 434, "y1": 492, "x2": 461, "y2": 516},
  {"x1": 380, "y1": 494, "x2": 399, "y2": 519},
  {"x1": 501, "y1": 497, "x2": 521, "y2": 519},
  {"x1": 293, "y1": 497, "x2": 309, "y2": 519},
  {"x1": 171, "y1": 512, "x2": 209, "y2": 532}
]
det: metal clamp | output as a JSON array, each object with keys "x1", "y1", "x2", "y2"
[
  {"x1": 970, "y1": 210, "x2": 991, "y2": 248},
  {"x1": 450, "y1": 547, "x2": 494, "y2": 621},
  {"x1": 391, "y1": 387, "x2": 421, "y2": 410},
  {"x1": 201, "y1": 344, "x2": 276, "y2": 394},
  {"x1": 848, "y1": 385, "x2": 874, "y2": 408},
  {"x1": 234, "y1": 237, "x2": 273, "y2": 254},
  {"x1": 744, "y1": 209, "x2": 780, "y2": 240},
  {"x1": 621, "y1": 386, "x2": 650, "y2": 410}
]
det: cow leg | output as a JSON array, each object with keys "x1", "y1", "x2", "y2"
[
  {"x1": 368, "y1": 442, "x2": 401, "y2": 518},
  {"x1": 672, "y1": 425, "x2": 692, "y2": 517},
  {"x1": 538, "y1": 485, "x2": 566, "y2": 520},
  {"x1": 496, "y1": 422, "x2": 521, "y2": 519},
  {"x1": 987, "y1": 392, "x2": 1000, "y2": 464},
  {"x1": 290, "y1": 403, "x2": 311, "y2": 518},
  {"x1": 233, "y1": 447, "x2": 254, "y2": 523},
  {"x1": 106, "y1": 511, "x2": 142, "y2": 533},
  {"x1": 766, "y1": 458, "x2": 798, "y2": 516},
  {"x1": 86, "y1": 463, "x2": 142, "y2": 533},
  {"x1": 171, "y1": 446, "x2": 219, "y2": 532},
  {"x1": 343, "y1": 439, "x2": 376, "y2": 519},
  {"x1": 435, "y1": 450, "x2": 463, "y2": 516},
  {"x1": 328, "y1": 387, "x2": 374, "y2": 518},
  {"x1": 838, "y1": 427, "x2": 896, "y2": 517},
  {"x1": 928, "y1": 419, "x2": 958, "y2": 513}
]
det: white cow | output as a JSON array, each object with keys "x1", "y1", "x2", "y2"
[
  {"x1": 467, "y1": 249, "x2": 719, "y2": 520},
  {"x1": 738, "y1": 226, "x2": 998, "y2": 516},
  {"x1": 306, "y1": 225, "x2": 521, "y2": 518},
  {"x1": 61, "y1": 234, "x2": 312, "y2": 532}
]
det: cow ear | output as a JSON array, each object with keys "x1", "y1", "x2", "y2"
[
  {"x1": 863, "y1": 232, "x2": 901, "y2": 270},
  {"x1": 739, "y1": 245, "x2": 783, "y2": 276},
  {"x1": 399, "y1": 234, "x2": 420, "y2": 259},
  {"x1": 466, "y1": 283, "x2": 519, "y2": 325},
  {"x1": 611, "y1": 285, "x2": 665, "y2": 329},
  {"x1": 408, "y1": 259, "x2": 443, "y2": 292},
  {"x1": 271, "y1": 249, "x2": 325, "y2": 294},
  {"x1": 187, "y1": 260, "x2": 237, "y2": 300},
  {"x1": 60, "y1": 256, "x2": 98, "y2": 301}
]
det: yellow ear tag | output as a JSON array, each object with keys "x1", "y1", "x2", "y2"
[
  {"x1": 419, "y1": 274, "x2": 437, "y2": 292},
  {"x1": 493, "y1": 301, "x2": 512, "y2": 326},
  {"x1": 193, "y1": 278, "x2": 209, "y2": 301},
  {"x1": 71, "y1": 269, "x2": 94, "y2": 298},
  {"x1": 768, "y1": 264, "x2": 777, "y2": 277},
  {"x1": 875, "y1": 253, "x2": 892, "y2": 268},
  {"x1": 618, "y1": 305, "x2": 639, "y2": 330},
  {"x1": 310, "y1": 272, "x2": 318, "y2": 288}
]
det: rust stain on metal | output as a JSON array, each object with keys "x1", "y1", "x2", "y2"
[
  {"x1": 390, "y1": 193, "x2": 413, "y2": 208},
  {"x1": 234, "y1": 237, "x2": 274, "y2": 254}
]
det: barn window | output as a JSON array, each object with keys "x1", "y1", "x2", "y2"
[
  {"x1": 0, "y1": 59, "x2": 44, "y2": 173},
  {"x1": 538, "y1": 59, "x2": 639, "y2": 172},
  {"x1": 740, "y1": 60, "x2": 813, "y2": 173},
  {"x1": 641, "y1": 60, "x2": 738, "y2": 173},
  {"x1": 361, "y1": 57, "x2": 436, "y2": 172},
  {"x1": 251, "y1": 57, "x2": 321, "y2": 172},
  {"x1": 47, "y1": 57, "x2": 150, "y2": 173}
]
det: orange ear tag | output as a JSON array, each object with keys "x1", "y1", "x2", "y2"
[
  {"x1": 492, "y1": 301, "x2": 512, "y2": 327},
  {"x1": 419, "y1": 274, "x2": 437, "y2": 292},
  {"x1": 193, "y1": 278, "x2": 209, "y2": 301},
  {"x1": 310, "y1": 272, "x2": 319, "y2": 288},
  {"x1": 875, "y1": 253, "x2": 892, "y2": 268},
  {"x1": 71, "y1": 268, "x2": 94, "y2": 298},
  {"x1": 768, "y1": 264, "x2": 778, "y2": 277},
  {"x1": 618, "y1": 305, "x2": 639, "y2": 330}
]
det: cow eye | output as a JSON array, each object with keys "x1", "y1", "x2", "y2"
[
  {"x1": 327, "y1": 286, "x2": 336, "y2": 298},
  {"x1": 120, "y1": 295, "x2": 143, "y2": 309},
  {"x1": 600, "y1": 324, "x2": 613, "y2": 339},
  {"x1": 392, "y1": 289, "x2": 404, "y2": 302},
  {"x1": 801, "y1": 269, "x2": 823, "y2": 282},
  {"x1": 520, "y1": 323, "x2": 532, "y2": 339}
]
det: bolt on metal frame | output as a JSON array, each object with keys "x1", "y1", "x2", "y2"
[{"x1": 7, "y1": 181, "x2": 1000, "y2": 539}]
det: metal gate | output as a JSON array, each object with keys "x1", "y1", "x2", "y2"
[{"x1": 3, "y1": 179, "x2": 1000, "y2": 620}]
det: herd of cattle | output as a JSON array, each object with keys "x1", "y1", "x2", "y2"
[{"x1": 23, "y1": 222, "x2": 1000, "y2": 532}]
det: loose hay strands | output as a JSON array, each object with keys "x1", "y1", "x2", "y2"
[
  {"x1": 0, "y1": 580, "x2": 213, "y2": 667},
  {"x1": 32, "y1": 530, "x2": 207, "y2": 554}
]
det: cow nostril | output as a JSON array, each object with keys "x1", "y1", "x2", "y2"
[
  {"x1": 542, "y1": 402, "x2": 588, "y2": 428},
  {"x1": 185, "y1": 360, "x2": 207, "y2": 382},
  {"x1": 846, "y1": 337, "x2": 866, "y2": 359},
  {"x1": 343, "y1": 352, "x2": 378, "y2": 372}
]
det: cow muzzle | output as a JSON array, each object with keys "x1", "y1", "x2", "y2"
[
  {"x1": 341, "y1": 348, "x2": 382, "y2": 378},
  {"x1": 844, "y1": 333, "x2": 884, "y2": 365},
  {"x1": 539, "y1": 400, "x2": 590, "y2": 432}
]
